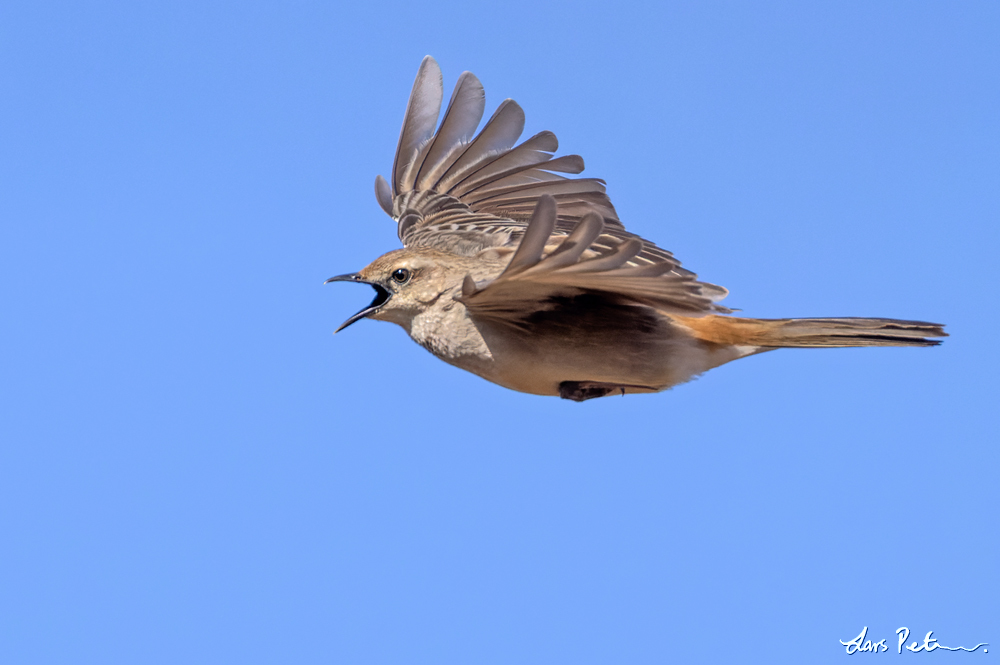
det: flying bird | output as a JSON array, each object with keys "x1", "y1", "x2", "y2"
[{"x1": 327, "y1": 56, "x2": 946, "y2": 401}]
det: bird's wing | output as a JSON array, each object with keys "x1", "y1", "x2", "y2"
[
  {"x1": 376, "y1": 56, "x2": 616, "y2": 249},
  {"x1": 458, "y1": 196, "x2": 731, "y2": 321},
  {"x1": 376, "y1": 56, "x2": 727, "y2": 309}
]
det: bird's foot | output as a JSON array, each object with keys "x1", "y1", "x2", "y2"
[{"x1": 558, "y1": 381, "x2": 656, "y2": 402}]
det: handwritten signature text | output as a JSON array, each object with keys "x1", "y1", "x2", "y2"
[{"x1": 840, "y1": 627, "x2": 987, "y2": 655}]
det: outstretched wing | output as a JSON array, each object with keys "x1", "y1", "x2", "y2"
[
  {"x1": 376, "y1": 56, "x2": 616, "y2": 249},
  {"x1": 375, "y1": 56, "x2": 728, "y2": 308},
  {"x1": 458, "y1": 196, "x2": 731, "y2": 320}
]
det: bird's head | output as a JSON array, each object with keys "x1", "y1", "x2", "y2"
[{"x1": 326, "y1": 247, "x2": 459, "y2": 332}]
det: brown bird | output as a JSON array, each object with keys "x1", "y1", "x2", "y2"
[{"x1": 327, "y1": 56, "x2": 946, "y2": 401}]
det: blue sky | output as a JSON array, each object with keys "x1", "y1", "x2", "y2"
[{"x1": 1, "y1": 1, "x2": 997, "y2": 663}]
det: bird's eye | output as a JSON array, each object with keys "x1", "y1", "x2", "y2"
[{"x1": 391, "y1": 268, "x2": 411, "y2": 284}]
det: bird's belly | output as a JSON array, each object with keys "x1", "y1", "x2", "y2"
[
  {"x1": 469, "y1": 318, "x2": 741, "y2": 396},
  {"x1": 408, "y1": 302, "x2": 751, "y2": 398}
]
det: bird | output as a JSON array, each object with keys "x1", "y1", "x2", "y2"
[{"x1": 327, "y1": 56, "x2": 946, "y2": 402}]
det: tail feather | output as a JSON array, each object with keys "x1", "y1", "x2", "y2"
[{"x1": 673, "y1": 315, "x2": 947, "y2": 348}]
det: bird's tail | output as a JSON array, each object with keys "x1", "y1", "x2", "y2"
[{"x1": 672, "y1": 315, "x2": 947, "y2": 348}]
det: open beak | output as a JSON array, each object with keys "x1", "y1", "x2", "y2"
[{"x1": 324, "y1": 273, "x2": 392, "y2": 333}]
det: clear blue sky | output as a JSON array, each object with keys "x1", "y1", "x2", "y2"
[{"x1": 2, "y1": 1, "x2": 997, "y2": 663}]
